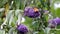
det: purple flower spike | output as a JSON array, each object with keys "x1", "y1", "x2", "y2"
[
  {"x1": 48, "y1": 17, "x2": 60, "y2": 28},
  {"x1": 48, "y1": 19, "x2": 57, "y2": 28},
  {"x1": 24, "y1": 6, "x2": 40, "y2": 18},
  {"x1": 53, "y1": 17, "x2": 60, "y2": 25},
  {"x1": 17, "y1": 24, "x2": 28, "y2": 34}
]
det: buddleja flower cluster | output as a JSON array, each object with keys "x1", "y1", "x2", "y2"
[
  {"x1": 48, "y1": 17, "x2": 60, "y2": 28},
  {"x1": 17, "y1": 24, "x2": 28, "y2": 34},
  {"x1": 24, "y1": 6, "x2": 40, "y2": 18}
]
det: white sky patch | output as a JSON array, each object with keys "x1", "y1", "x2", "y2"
[{"x1": 54, "y1": 2, "x2": 60, "y2": 9}]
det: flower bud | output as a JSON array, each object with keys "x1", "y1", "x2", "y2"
[{"x1": 44, "y1": 10, "x2": 49, "y2": 14}]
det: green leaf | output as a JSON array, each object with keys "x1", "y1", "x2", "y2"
[{"x1": 55, "y1": 8, "x2": 60, "y2": 17}]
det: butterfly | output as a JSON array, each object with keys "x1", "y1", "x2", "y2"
[{"x1": 33, "y1": 7, "x2": 39, "y2": 12}]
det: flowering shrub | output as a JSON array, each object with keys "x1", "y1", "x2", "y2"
[{"x1": 0, "y1": 0, "x2": 60, "y2": 34}]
